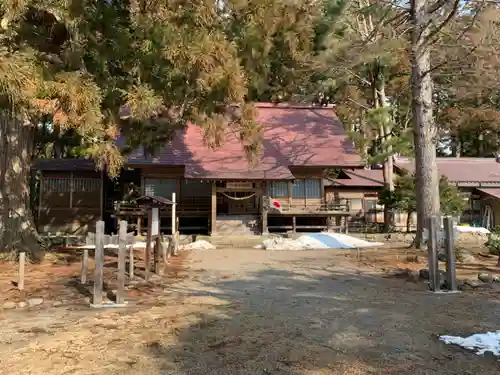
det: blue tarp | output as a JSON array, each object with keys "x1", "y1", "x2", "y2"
[{"x1": 303, "y1": 233, "x2": 353, "y2": 249}]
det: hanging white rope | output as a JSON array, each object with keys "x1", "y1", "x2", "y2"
[{"x1": 221, "y1": 192, "x2": 256, "y2": 201}]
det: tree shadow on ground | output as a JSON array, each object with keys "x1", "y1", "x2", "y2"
[{"x1": 146, "y1": 263, "x2": 500, "y2": 375}]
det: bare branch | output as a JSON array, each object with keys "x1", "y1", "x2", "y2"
[
  {"x1": 423, "y1": 0, "x2": 461, "y2": 45},
  {"x1": 427, "y1": 0, "x2": 449, "y2": 14}
]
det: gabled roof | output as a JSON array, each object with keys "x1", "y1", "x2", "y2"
[
  {"x1": 476, "y1": 188, "x2": 500, "y2": 199},
  {"x1": 125, "y1": 103, "x2": 363, "y2": 180},
  {"x1": 326, "y1": 169, "x2": 385, "y2": 187},
  {"x1": 394, "y1": 157, "x2": 500, "y2": 183}
]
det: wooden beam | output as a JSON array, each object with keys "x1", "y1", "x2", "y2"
[
  {"x1": 211, "y1": 182, "x2": 217, "y2": 234},
  {"x1": 216, "y1": 187, "x2": 260, "y2": 193}
]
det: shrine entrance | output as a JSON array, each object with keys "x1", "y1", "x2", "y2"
[{"x1": 215, "y1": 182, "x2": 261, "y2": 216}]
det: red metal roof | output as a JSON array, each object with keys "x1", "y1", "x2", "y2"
[
  {"x1": 126, "y1": 103, "x2": 363, "y2": 179},
  {"x1": 394, "y1": 157, "x2": 500, "y2": 183},
  {"x1": 477, "y1": 188, "x2": 500, "y2": 199}
]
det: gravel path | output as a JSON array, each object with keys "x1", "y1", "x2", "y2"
[{"x1": 0, "y1": 248, "x2": 499, "y2": 375}]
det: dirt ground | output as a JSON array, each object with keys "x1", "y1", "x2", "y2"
[{"x1": 0, "y1": 241, "x2": 499, "y2": 375}]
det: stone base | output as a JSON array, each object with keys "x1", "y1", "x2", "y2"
[{"x1": 90, "y1": 302, "x2": 128, "y2": 309}]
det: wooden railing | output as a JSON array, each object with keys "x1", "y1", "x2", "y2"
[
  {"x1": 272, "y1": 200, "x2": 351, "y2": 213},
  {"x1": 110, "y1": 197, "x2": 211, "y2": 217}
]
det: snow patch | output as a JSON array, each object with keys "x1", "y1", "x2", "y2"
[
  {"x1": 456, "y1": 226, "x2": 490, "y2": 234},
  {"x1": 439, "y1": 331, "x2": 500, "y2": 356},
  {"x1": 182, "y1": 240, "x2": 216, "y2": 250}
]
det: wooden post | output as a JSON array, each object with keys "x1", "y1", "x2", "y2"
[
  {"x1": 345, "y1": 216, "x2": 349, "y2": 234},
  {"x1": 136, "y1": 216, "x2": 142, "y2": 236},
  {"x1": 154, "y1": 236, "x2": 162, "y2": 274},
  {"x1": 152, "y1": 207, "x2": 159, "y2": 236},
  {"x1": 38, "y1": 171, "x2": 43, "y2": 222},
  {"x1": 145, "y1": 209, "x2": 152, "y2": 282},
  {"x1": 81, "y1": 249, "x2": 88, "y2": 284},
  {"x1": 19, "y1": 252, "x2": 25, "y2": 300},
  {"x1": 427, "y1": 215, "x2": 440, "y2": 292},
  {"x1": 211, "y1": 183, "x2": 217, "y2": 234},
  {"x1": 444, "y1": 216, "x2": 457, "y2": 292},
  {"x1": 117, "y1": 220, "x2": 127, "y2": 304},
  {"x1": 171, "y1": 192, "x2": 176, "y2": 235},
  {"x1": 262, "y1": 208, "x2": 269, "y2": 235},
  {"x1": 171, "y1": 192, "x2": 178, "y2": 256},
  {"x1": 287, "y1": 181, "x2": 292, "y2": 206},
  {"x1": 129, "y1": 245, "x2": 134, "y2": 280},
  {"x1": 69, "y1": 171, "x2": 74, "y2": 209},
  {"x1": 292, "y1": 216, "x2": 296, "y2": 233},
  {"x1": 100, "y1": 170, "x2": 104, "y2": 220},
  {"x1": 93, "y1": 220, "x2": 105, "y2": 305}
]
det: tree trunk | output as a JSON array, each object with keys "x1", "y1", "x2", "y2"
[
  {"x1": 410, "y1": 0, "x2": 441, "y2": 248},
  {"x1": 374, "y1": 79, "x2": 394, "y2": 232},
  {"x1": 0, "y1": 112, "x2": 44, "y2": 262},
  {"x1": 406, "y1": 211, "x2": 412, "y2": 233}
]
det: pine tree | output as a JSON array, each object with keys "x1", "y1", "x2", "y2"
[{"x1": 0, "y1": 1, "x2": 255, "y2": 260}]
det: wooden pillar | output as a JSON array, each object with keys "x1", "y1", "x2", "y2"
[
  {"x1": 287, "y1": 181, "x2": 293, "y2": 206},
  {"x1": 211, "y1": 182, "x2": 217, "y2": 234},
  {"x1": 81, "y1": 249, "x2": 88, "y2": 284},
  {"x1": 117, "y1": 220, "x2": 127, "y2": 304},
  {"x1": 38, "y1": 171, "x2": 43, "y2": 222},
  {"x1": 292, "y1": 216, "x2": 296, "y2": 233},
  {"x1": 320, "y1": 178, "x2": 325, "y2": 203},
  {"x1": 19, "y1": 252, "x2": 25, "y2": 300},
  {"x1": 129, "y1": 245, "x2": 134, "y2": 280},
  {"x1": 93, "y1": 220, "x2": 105, "y2": 305},
  {"x1": 145, "y1": 209, "x2": 152, "y2": 282},
  {"x1": 261, "y1": 182, "x2": 269, "y2": 235},
  {"x1": 171, "y1": 192, "x2": 176, "y2": 235}
]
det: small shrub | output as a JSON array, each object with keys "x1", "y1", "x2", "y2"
[{"x1": 485, "y1": 226, "x2": 500, "y2": 256}]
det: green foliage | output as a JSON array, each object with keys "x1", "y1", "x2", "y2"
[
  {"x1": 378, "y1": 174, "x2": 466, "y2": 216},
  {"x1": 438, "y1": 176, "x2": 467, "y2": 216},
  {"x1": 378, "y1": 174, "x2": 416, "y2": 213},
  {"x1": 1, "y1": 0, "x2": 331, "y2": 176},
  {"x1": 485, "y1": 226, "x2": 500, "y2": 256}
]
